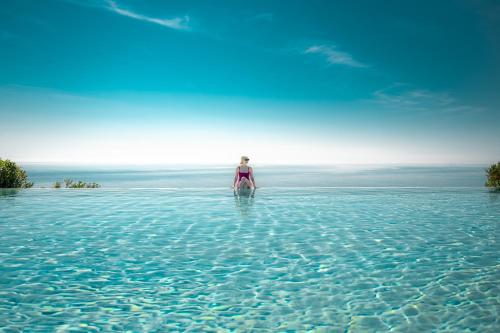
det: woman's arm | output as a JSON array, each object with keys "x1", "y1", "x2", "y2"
[
  {"x1": 233, "y1": 167, "x2": 239, "y2": 188},
  {"x1": 250, "y1": 167, "x2": 256, "y2": 187}
]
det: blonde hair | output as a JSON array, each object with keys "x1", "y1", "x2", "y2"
[{"x1": 240, "y1": 156, "x2": 249, "y2": 165}]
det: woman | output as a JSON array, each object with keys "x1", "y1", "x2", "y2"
[{"x1": 233, "y1": 156, "x2": 256, "y2": 190}]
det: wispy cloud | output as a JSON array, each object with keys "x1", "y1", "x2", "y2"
[
  {"x1": 247, "y1": 13, "x2": 273, "y2": 23},
  {"x1": 105, "y1": 1, "x2": 189, "y2": 30},
  {"x1": 305, "y1": 44, "x2": 367, "y2": 68},
  {"x1": 372, "y1": 84, "x2": 484, "y2": 115},
  {"x1": 0, "y1": 29, "x2": 17, "y2": 40}
]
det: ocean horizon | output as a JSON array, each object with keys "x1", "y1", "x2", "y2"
[{"x1": 19, "y1": 164, "x2": 489, "y2": 189}]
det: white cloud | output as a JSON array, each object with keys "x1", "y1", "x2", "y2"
[
  {"x1": 105, "y1": 0, "x2": 189, "y2": 30},
  {"x1": 247, "y1": 13, "x2": 273, "y2": 22},
  {"x1": 305, "y1": 44, "x2": 367, "y2": 68},
  {"x1": 372, "y1": 84, "x2": 484, "y2": 115}
]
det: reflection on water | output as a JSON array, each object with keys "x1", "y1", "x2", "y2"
[
  {"x1": 0, "y1": 189, "x2": 19, "y2": 197},
  {"x1": 488, "y1": 190, "x2": 500, "y2": 203},
  {"x1": 234, "y1": 188, "x2": 255, "y2": 216},
  {"x1": 1, "y1": 188, "x2": 499, "y2": 331}
]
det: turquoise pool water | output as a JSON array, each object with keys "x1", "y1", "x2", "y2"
[{"x1": 1, "y1": 187, "x2": 499, "y2": 332}]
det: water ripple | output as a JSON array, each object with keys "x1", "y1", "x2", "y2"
[{"x1": 0, "y1": 188, "x2": 499, "y2": 332}]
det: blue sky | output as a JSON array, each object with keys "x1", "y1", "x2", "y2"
[{"x1": 1, "y1": 0, "x2": 499, "y2": 164}]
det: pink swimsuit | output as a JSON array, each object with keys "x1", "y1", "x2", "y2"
[{"x1": 238, "y1": 167, "x2": 251, "y2": 181}]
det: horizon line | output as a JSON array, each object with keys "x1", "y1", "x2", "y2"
[{"x1": 13, "y1": 161, "x2": 492, "y2": 167}]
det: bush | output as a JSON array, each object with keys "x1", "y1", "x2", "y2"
[
  {"x1": 0, "y1": 159, "x2": 33, "y2": 188},
  {"x1": 485, "y1": 162, "x2": 500, "y2": 189},
  {"x1": 58, "y1": 179, "x2": 100, "y2": 189}
]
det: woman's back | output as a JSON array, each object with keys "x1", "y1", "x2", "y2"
[{"x1": 233, "y1": 156, "x2": 255, "y2": 190}]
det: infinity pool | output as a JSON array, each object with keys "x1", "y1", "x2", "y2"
[{"x1": 1, "y1": 188, "x2": 499, "y2": 332}]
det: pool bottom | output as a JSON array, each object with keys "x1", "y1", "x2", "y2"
[{"x1": 0, "y1": 188, "x2": 499, "y2": 332}]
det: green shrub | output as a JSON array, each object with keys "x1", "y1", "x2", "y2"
[
  {"x1": 485, "y1": 162, "x2": 500, "y2": 189},
  {"x1": 0, "y1": 159, "x2": 33, "y2": 188},
  {"x1": 60, "y1": 179, "x2": 100, "y2": 189},
  {"x1": 53, "y1": 181, "x2": 61, "y2": 188}
]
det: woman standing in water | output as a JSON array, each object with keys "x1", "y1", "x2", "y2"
[{"x1": 233, "y1": 156, "x2": 256, "y2": 190}]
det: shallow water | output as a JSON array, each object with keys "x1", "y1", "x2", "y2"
[{"x1": 1, "y1": 187, "x2": 499, "y2": 332}]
